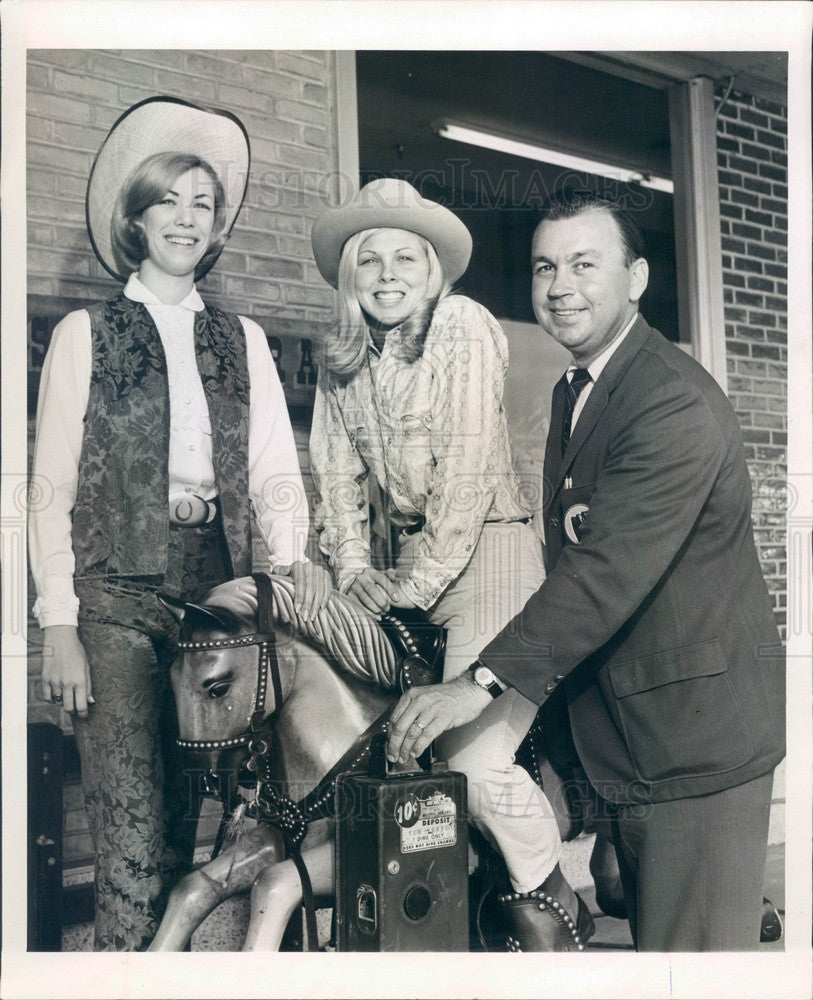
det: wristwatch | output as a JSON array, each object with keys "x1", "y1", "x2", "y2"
[{"x1": 468, "y1": 660, "x2": 505, "y2": 698}]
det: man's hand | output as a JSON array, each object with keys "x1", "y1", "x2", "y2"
[
  {"x1": 42, "y1": 625, "x2": 94, "y2": 718},
  {"x1": 386, "y1": 672, "x2": 492, "y2": 763},
  {"x1": 346, "y1": 567, "x2": 400, "y2": 615},
  {"x1": 279, "y1": 561, "x2": 333, "y2": 621}
]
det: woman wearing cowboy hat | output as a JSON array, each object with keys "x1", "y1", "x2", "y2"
[
  {"x1": 307, "y1": 178, "x2": 592, "y2": 951},
  {"x1": 29, "y1": 97, "x2": 331, "y2": 950}
]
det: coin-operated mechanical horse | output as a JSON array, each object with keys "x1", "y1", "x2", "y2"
[
  {"x1": 148, "y1": 573, "x2": 585, "y2": 952},
  {"x1": 151, "y1": 571, "x2": 783, "y2": 952}
]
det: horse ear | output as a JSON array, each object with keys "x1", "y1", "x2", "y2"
[
  {"x1": 157, "y1": 592, "x2": 187, "y2": 623},
  {"x1": 184, "y1": 603, "x2": 242, "y2": 634},
  {"x1": 157, "y1": 594, "x2": 241, "y2": 634}
]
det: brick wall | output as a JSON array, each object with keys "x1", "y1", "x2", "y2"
[
  {"x1": 27, "y1": 49, "x2": 337, "y2": 321},
  {"x1": 26, "y1": 50, "x2": 343, "y2": 863},
  {"x1": 715, "y1": 86, "x2": 787, "y2": 844},
  {"x1": 716, "y1": 85, "x2": 788, "y2": 636}
]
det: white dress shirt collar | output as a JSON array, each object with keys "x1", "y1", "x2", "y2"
[
  {"x1": 123, "y1": 272, "x2": 205, "y2": 312},
  {"x1": 567, "y1": 312, "x2": 638, "y2": 383}
]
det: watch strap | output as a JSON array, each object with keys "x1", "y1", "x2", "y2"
[{"x1": 469, "y1": 660, "x2": 505, "y2": 699}]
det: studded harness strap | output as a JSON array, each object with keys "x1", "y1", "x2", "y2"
[
  {"x1": 174, "y1": 573, "x2": 324, "y2": 947},
  {"x1": 175, "y1": 573, "x2": 447, "y2": 950},
  {"x1": 175, "y1": 626, "x2": 273, "y2": 758}
]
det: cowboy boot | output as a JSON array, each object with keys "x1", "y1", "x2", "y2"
[
  {"x1": 760, "y1": 897, "x2": 782, "y2": 943},
  {"x1": 499, "y1": 864, "x2": 595, "y2": 952}
]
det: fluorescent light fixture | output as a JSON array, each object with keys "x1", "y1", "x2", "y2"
[{"x1": 434, "y1": 121, "x2": 674, "y2": 195}]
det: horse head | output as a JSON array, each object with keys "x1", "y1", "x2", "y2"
[
  {"x1": 161, "y1": 576, "x2": 278, "y2": 797},
  {"x1": 161, "y1": 573, "x2": 441, "y2": 804}
]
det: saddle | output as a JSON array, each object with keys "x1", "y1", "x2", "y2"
[{"x1": 378, "y1": 607, "x2": 446, "y2": 691}]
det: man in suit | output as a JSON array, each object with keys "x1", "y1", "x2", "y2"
[{"x1": 387, "y1": 189, "x2": 785, "y2": 951}]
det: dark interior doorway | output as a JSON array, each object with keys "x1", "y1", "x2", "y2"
[{"x1": 356, "y1": 50, "x2": 679, "y2": 341}]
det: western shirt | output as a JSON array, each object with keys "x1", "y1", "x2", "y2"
[{"x1": 309, "y1": 295, "x2": 531, "y2": 609}]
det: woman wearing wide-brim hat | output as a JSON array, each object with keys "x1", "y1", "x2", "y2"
[
  {"x1": 307, "y1": 178, "x2": 592, "y2": 951},
  {"x1": 29, "y1": 96, "x2": 331, "y2": 950}
]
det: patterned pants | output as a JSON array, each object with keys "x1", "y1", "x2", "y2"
[{"x1": 73, "y1": 520, "x2": 230, "y2": 951}]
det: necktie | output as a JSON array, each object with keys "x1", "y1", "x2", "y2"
[{"x1": 561, "y1": 368, "x2": 592, "y2": 456}]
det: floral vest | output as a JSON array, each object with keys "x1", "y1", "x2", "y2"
[{"x1": 72, "y1": 293, "x2": 252, "y2": 578}]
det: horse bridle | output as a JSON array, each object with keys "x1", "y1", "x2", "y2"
[
  {"x1": 175, "y1": 572, "x2": 283, "y2": 791},
  {"x1": 175, "y1": 629, "x2": 275, "y2": 764},
  {"x1": 173, "y1": 573, "x2": 330, "y2": 946},
  {"x1": 173, "y1": 572, "x2": 443, "y2": 950}
]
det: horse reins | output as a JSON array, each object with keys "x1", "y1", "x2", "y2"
[
  {"x1": 174, "y1": 573, "x2": 441, "y2": 951},
  {"x1": 176, "y1": 572, "x2": 323, "y2": 949}
]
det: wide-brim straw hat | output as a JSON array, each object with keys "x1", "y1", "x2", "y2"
[
  {"x1": 86, "y1": 96, "x2": 250, "y2": 281},
  {"x1": 311, "y1": 178, "x2": 473, "y2": 288}
]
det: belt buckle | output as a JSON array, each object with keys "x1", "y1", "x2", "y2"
[{"x1": 169, "y1": 493, "x2": 215, "y2": 527}]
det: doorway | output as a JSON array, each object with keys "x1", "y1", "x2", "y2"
[
  {"x1": 355, "y1": 50, "x2": 678, "y2": 339},
  {"x1": 355, "y1": 51, "x2": 679, "y2": 515}
]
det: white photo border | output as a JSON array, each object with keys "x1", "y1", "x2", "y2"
[{"x1": 2, "y1": 3, "x2": 810, "y2": 998}]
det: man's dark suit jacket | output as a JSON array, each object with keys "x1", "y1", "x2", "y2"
[{"x1": 481, "y1": 315, "x2": 785, "y2": 806}]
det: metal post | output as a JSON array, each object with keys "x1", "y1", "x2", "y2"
[{"x1": 668, "y1": 76, "x2": 728, "y2": 393}]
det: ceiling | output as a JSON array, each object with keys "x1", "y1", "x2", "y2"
[
  {"x1": 356, "y1": 50, "x2": 680, "y2": 334},
  {"x1": 559, "y1": 51, "x2": 788, "y2": 104},
  {"x1": 355, "y1": 47, "x2": 787, "y2": 336},
  {"x1": 356, "y1": 50, "x2": 674, "y2": 184}
]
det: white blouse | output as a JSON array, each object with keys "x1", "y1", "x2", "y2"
[{"x1": 30, "y1": 274, "x2": 310, "y2": 627}]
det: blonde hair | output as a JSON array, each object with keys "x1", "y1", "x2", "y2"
[{"x1": 322, "y1": 228, "x2": 452, "y2": 379}]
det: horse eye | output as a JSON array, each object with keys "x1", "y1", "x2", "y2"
[{"x1": 209, "y1": 682, "x2": 232, "y2": 700}]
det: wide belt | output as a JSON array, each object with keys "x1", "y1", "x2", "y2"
[
  {"x1": 399, "y1": 515, "x2": 530, "y2": 537},
  {"x1": 399, "y1": 517, "x2": 425, "y2": 537},
  {"x1": 169, "y1": 492, "x2": 220, "y2": 527}
]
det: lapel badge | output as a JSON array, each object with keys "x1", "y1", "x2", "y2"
[{"x1": 564, "y1": 503, "x2": 589, "y2": 544}]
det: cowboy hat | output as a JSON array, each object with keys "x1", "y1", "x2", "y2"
[
  {"x1": 311, "y1": 177, "x2": 473, "y2": 288},
  {"x1": 86, "y1": 96, "x2": 250, "y2": 281}
]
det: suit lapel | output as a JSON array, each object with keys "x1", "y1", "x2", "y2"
[{"x1": 543, "y1": 315, "x2": 654, "y2": 509}]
